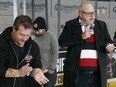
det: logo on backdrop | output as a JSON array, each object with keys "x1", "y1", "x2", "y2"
[
  {"x1": 20, "y1": 2, "x2": 45, "y2": 12},
  {"x1": 55, "y1": 3, "x2": 79, "y2": 13},
  {"x1": 113, "y1": 6, "x2": 116, "y2": 12},
  {"x1": 0, "y1": 1, "x2": 13, "y2": 9}
]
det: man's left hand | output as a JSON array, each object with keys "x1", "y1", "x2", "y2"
[
  {"x1": 32, "y1": 68, "x2": 49, "y2": 85},
  {"x1": 106, "y1": 43, "x2": 115, "y2": 52}
]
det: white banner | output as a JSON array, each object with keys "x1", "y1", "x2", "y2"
[
  {"x1": 0, "y1": 0, "x2": 46, "y2": 17},
  {"x1": 97, "y1": 1, "x2": 109, "y2": 19},
  {"x1": 51, "y1": 0, "x2": 81, "y2": 18},
  {"x1": 17, "y1": 0, "x2": 46, "y2": 18},
  {"x1": 0, "y1": 0, "x2": 13, "y2": 16},
  {"x1": 109, "y1": 2, "x2": 116, "y2": 19}
]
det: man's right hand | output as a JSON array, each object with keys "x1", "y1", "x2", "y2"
[
  {"x1": 18, "y1": 63, "x2": 33, "y2": 77},
  {"x1": 5, "y1": 63, "x2": 33, "y2": 77},
  {"x1": 82, "y1": 29, "x2": 93, "y2": 39}
]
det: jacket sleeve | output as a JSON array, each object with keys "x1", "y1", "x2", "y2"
[
  {"x1": 0, "y1": 35, "x2": 8, "y2": 77},
  {"x1": 102, "y1": 21, "x2": 113, "y2": 45}
]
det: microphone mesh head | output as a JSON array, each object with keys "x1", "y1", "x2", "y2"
[
  {"x1": 90, "y1": 23, "x2": 95, "y2": 30},
  {"x1": 91, "y1": 23, "x2": 95, "y2": 27}
]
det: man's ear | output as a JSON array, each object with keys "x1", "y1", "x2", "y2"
[
  {"x1": 33, "y1": 23, "x2": 38, "y2": 28},
  {"x1": 13, "y1": 26, "x2": 16, "y2": 32},
  {"x1": 79, "y1": 12, "x2": 83, "y2": 18}
]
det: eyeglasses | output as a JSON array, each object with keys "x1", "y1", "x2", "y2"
[{"x1": 81, "y1": 11, "x2": 96, "y2": 16}]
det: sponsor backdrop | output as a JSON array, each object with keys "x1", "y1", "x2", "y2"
[{"x1": 0, "y1": 0, "x2": 115, "y2": 86}]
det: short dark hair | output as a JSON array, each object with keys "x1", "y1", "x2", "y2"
[{"x1": 13, "y1": 15, "x2": 33, "y2": 31}]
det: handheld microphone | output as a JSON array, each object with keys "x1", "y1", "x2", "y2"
[
  {"x1": 85, "y1": 23, "x2": 95, "y2": 40},
  {"x1": 113, "y1": 31, "x2": 116, "y2": 46},
  {"x1": 114, "y1": 38, "x2": 116, "y2": 46},
  {"x1": 90, "y1": 23, "x2": 95, "y2": 30}
]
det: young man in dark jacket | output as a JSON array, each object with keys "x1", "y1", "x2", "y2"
[{"x1": 0, "y1": 15, "x2": 49, "y2": 87}]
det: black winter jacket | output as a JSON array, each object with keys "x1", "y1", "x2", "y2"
[{"x1": 0, "y1": 27, "x2": 42, "y2": 87}]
